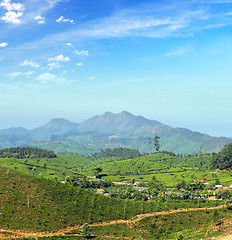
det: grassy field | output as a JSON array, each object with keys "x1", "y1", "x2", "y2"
[
  {"x1": 103, "y1": 170, "x2": 232, "y2": 187},
  {"x1": 0, "y1": 154, "x2": 91, "y2": 180}
]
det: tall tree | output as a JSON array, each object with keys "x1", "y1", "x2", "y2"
[
  {"x1": 154, "y1": 135, "x2": 160, "y2": 152},
  {"x1": 148, "y1": 137, "x2": 152, "y2": 152}
]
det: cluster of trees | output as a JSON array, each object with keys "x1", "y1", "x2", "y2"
[
  {"x1": 176, "y1": 180, "x2": 205, "y2": 191},
  {"x1": 89, "y1": 147, "x2": 140, "y2": 160},
  {"x1": 109, "y1": 188, "x2": 149, "y2": 201},
  {"x1": 0, "y1": 147, "x2": 57, "y2": 159},
  {"x1": 67, "y1": 176, "x2": 114, "y2": 189},
  {"x1": 211, "y1": 143, "x2": 232, "y2": 169},
  {"x1": 109, "y1": 176, "x2": 166, "y2": 201}
]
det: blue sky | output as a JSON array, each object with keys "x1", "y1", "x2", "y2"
[{"x1": 0, "y1": 0, "x2": 232, "y2": 137}]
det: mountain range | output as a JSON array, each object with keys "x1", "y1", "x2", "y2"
[{"x1": 0, "y1": 111, "x2": 230, "y2": 155}]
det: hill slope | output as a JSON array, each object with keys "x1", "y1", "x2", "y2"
[
  {"x1": 31, "y1": 118, "x2": 79, "y2": 140},
  {"x1": 0, "y1": 167, "x2": 143, "y2": 232}
]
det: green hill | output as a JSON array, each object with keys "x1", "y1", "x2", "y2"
[
  {"x1": 211, "y1": 142, "x2": 232, "y2": 169},
  {"x1": 0, "y1": 167, "x2": 141, "y2": 232}
]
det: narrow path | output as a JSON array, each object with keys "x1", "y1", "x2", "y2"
[{"x1": 0, "y1": 204, "x2": 228, "y2": 239}]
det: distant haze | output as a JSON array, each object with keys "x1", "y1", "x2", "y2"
[
  {"x1": 0, "y1": 111, "x2": 230, "y2": 155},
  {"x1": 0, "y1": 111, "x2": 231, "y2": 138}
]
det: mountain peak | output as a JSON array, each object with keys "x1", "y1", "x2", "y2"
[
  {"x1": 31, "y1": 118, "x2": 78, "y2": 140},
  {"x1": 102, "y1": 112, "x2": 114, "y2": 117},
  {"x1": 48, "y1": 118, "x2": 75, "y2": 125},
  {"x1": 77, "y1": 111, "x2": 161, "y2": 134},
  {"x1": 119, "y1": 111, "x2": 134, "y2": 117}
]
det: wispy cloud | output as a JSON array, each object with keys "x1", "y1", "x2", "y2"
[
  {"x1": 7, "y1": 71, "x2": 34, "y2": 78},
  {"x1": 36, "y1": 72, "x2": 69, "y2": 84},
  {"x1": 24, "y1": 71, "x2": 34, "y2": 76},
  {"x1": 88, "y1": 76, "x2": 95, "y2": 81},
  {"x1": 4, "y1": 0, "x2": 232, "y2": 51},
  {"x1": 76, "y1": 62, "x2": 83, "y2": 66},
  {"x1": 203, "y1": 23, "x2": 229, "y2": 29},
  {"x1": 7, "y1": 71, "x2": 22, "y2": 78},
  {"x1": 48, "y1": 62, "x2": 60, "y2": 70},
  {"x1": 164, "y1": 48, "x2": 189, "y2": 57},
  {"x1": 20, "y1": 60, "x2": 40, "y2": 68}
]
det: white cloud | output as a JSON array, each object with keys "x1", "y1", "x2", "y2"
[
  {"x1": 164, "y1": 49, "x2": 188, "y2": 57},
  {"x1": 48, "y1": 62, "x2": 60, "y2": 70},
  {"x1": 48, "y1": 54, "x2": 70, "y2": 62},
  {"x1": 0, "y1": 0, "x2": 24, "y2": 24},
  {"x1": 1, "y1": 10, "x2": 23, "y2": 23},
  {"x1": 20, "y1": 60, "x2": 40, "y2": 68},
  {"x1": 0, "y1": 42, "x2": 8, "y2": 47},
  {"x1": 66, "y1": 42, "x2": 72, "y2": 46},
  {"x1": 76, "y1": 62, "x2": 83, "y2": 66},
  {"x1": 34, "y1": 15, "x2": 45, "y2": 24},
  {"x1": 74, "y1": 50, "x2": 89, "y2": 56},
  {"x1": 36, "y1": 72, "x2": 67, "y2": 84},
  {"x1": 0, "y1": 0, "x2": 24, "y2": 11},
  {"x1": 56, "y1": 16, "x2": 74, "y2": 24}
]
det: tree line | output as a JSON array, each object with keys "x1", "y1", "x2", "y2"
[
  {"x1": 0, "y1": 147, "x2": 57, "y2": 159},
  {"x1": 89, "y1": 147, "x2": 141, "y2": 160}
]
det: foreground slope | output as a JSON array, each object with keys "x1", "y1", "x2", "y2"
[
  {"x1": 0, "y1": 167, "x2": 135, "y2": 231},
  {"x1": 0, "y1": 166, "x2": 223, "y2": 234}
]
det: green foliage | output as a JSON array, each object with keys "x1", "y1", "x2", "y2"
[
  {"x1": 0, "y1": 166, "x2": 222, "y2": 233},
  {"x1": 89, "y1": 147, "x2": 140, "y2": 160},
  {"x1": 87, "y1": 157, "x2": 164, "y2": 176},
  {"x1": 0, "y1": 154, "x2": 93, "y2": 180},
  {"x1": 79, "y1": 223, "x2": 90, "y2": 237},
  {"x1": 87, "y1": 208, "x2": 232, "y2": 240},
  {"x1": 211, "y1": 142, "x2": 232, "y2": 169},
  {"x1": 0, "y1": 147, "x2": 57, "y2": 159},
  {"x1": 154, "y1": 135, "x2": 160, "y2": 152},
  {"x1": 176, "y1": 232, "x2": 184, "y2": 240}
]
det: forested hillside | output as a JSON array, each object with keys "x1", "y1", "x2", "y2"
[
  {"x1": 0, "y1": 147, "x2": 56, "y2": 159},
  {"x1": 211, "y1": 142, "x2": 232, "y2": 169}
]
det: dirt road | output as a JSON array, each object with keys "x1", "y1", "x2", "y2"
[{"x1": 0, "y1": 204, "x2": 229, "y2": 239}]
